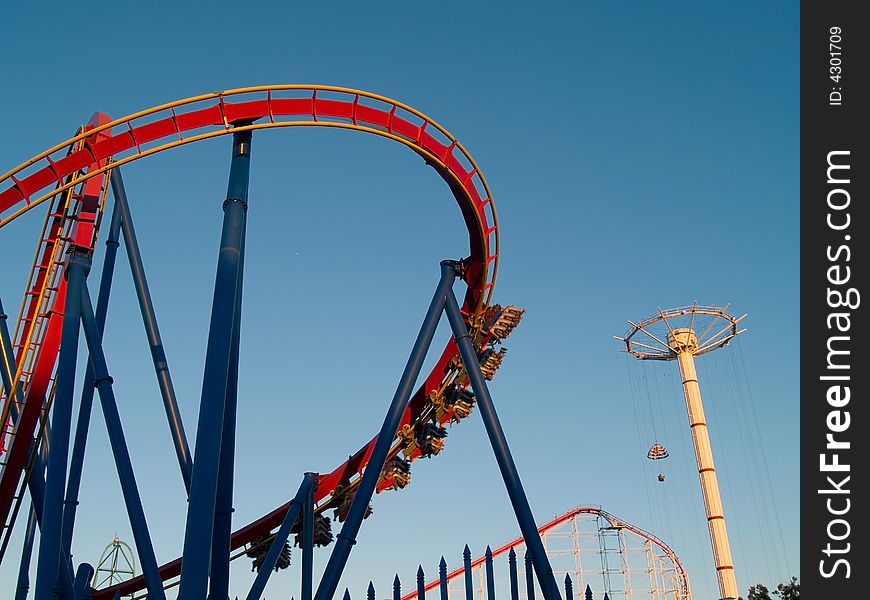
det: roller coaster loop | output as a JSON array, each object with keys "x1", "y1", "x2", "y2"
[{"x1": 0, "y1": 86, "x2": 560, "y2": 600}]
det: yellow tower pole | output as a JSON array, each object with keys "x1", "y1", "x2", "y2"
[{"x1": 668, "y1": 327, "x2": 738, "y2": 600}]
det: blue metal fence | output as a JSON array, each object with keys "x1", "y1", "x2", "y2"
[{"x1": 340, "y1": 545, "x2": 612, "y2": 600}]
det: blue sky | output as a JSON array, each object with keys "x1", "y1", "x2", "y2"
[{"x1": 1, "y1": 2, "x2": 798, "y2": 599}]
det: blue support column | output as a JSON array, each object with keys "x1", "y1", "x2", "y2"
[
  {"x1": 444, "y1": 285, "x2": 561, "y2": 600},
  {"x1": 315, "y1": 261, "x2": 457, "y2": 600},
  {"x1": 73, "y1": 563, "x2": 95, "y2": 600},
  {"x1": 301, "y1": 472, "x2": 316, "y2": 600},
  {"x1": 34, "y1": 246, "x2": 89, "y2": 600},
  {"x1": 508, "y1": 548, "x2": 519, "y2": 600},
  {"x1": 245, "y1": 473, "x2": 317, "y2": 600},
  {"x1": 79, "y1": 291, "x2": 166, "y2": 600},
  {"x1": 62, "y1": 195, "x2": 123, "y2": 565},
  {"x1": 111, "y1": 168, "x2": 193, "y2": 492},
  {"x1": 15, "y1": 506, "x2": 37, "y2": 600},
  {"x1": 463, "y1": 545, "x2": 473, "y2": 600},
  {"x1": 179, "y1": 128, "x2": 251, "y2": 600},
  {"x1": 209, "y1": 220, "x2": 246, "y2": 600}
]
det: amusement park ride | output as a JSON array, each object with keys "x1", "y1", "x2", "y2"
[
  {"x1": 0, "y1": 85, "x2": 565, "y2": 600},
  {"x1": 616, "y1": 305, "x2": 747, "y2": 600}
]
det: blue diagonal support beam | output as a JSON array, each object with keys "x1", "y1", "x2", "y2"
[{"x1": 444, "y1": 284, "x2": 562, "y2": 600}]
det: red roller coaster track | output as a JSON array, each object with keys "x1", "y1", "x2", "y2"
[
  {"x1": 400, "y1": 506, "x2": 691, "y2": 600},
  {"x1": 0, "y1": 85, "x2": 510, "y2": 597}
]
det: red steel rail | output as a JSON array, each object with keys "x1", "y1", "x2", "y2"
[
  {"x1": 0, "y1": 112, "x2": 113, "y2": 538},
  {"x1": 400, "y1": 506, "x2": 691, "y2": 600}
]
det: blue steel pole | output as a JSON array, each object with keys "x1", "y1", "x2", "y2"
[
  {"x1": 79, "y1": 291, "x2": 166, "y2": 600},
  {"x1": 463, "y1": 545, "x2": 473, "y2": 600},
  {"x1": 524, "y1": 552, "x2": 535, "y2": 600},
  {"x1": 315, "y1": 261, "x2": 457, "y2": 600},
  {"x1": 73, "y1": 563, "x2": 95, "y2": 600},
  {"x1": 508, "y1": 548, "x2": 519, "y2": 600},
  {"x1": 444, "y1": 288, "x2": 561, "y2": 600},
  {"x1": 245, "y1": 473, "x2": 317, "y2": 600},
  {"x1": 417, "y1": 565, "x2": 425, "y2": 600},
  {"x1": 34, "y1": 246, "x2": 89, "y2": 600},
  {"x1": 15, "y1": 506, "x2": 37, "y2": 600},
  {"x1": 179, "y1": 128, "x2": 252, "y2": 600},
  {"x1": 439, "y1": 557, "x2": 448, "y2": 600},
  {"x1": 209, "y1": 221, "x2": 246, "y2": 600},
  {"x1": 62, "y1": 196, "x2": 123, "y2": 565},
  {"x1": 485, "y1": 547, "x2": 495, "y2": 600},
  {"x1": 111, "y1": 168, "x2": 193, "y2": 491},
  {"x1": 301, "y1": 472, "x2": 316, "y2": 600}
]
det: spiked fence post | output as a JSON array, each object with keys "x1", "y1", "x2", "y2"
[
  {"x1": 368, "y1": 582, "x2": 375, "y2": 600},
  {"x1": 315, "y1": 261, "x2": 457, "y2": 600},
  {"x1": 34, "y1": 245, "x2": 89, "y2": 600},
  {"x1": 584, "y1": 585, "x2": 592, "y2": 600},
  {"x1": 463, "y1": 545, "x2": 473, "y2": 600},
  {"x1": 485, "y1": 546, "x2": 495, "y2": 600},
  {"x1": 508, "y1": 548, "x2": 519, "y2": 600},
  {"x1": 393, "y1": 575, "x2": 401, "y2": 600},
  {"x1": 439, "y1": 557, "x2": 448, "y2": 600},
  {"x1": 444, "y1": 288, "x2": 561, "y2": 600},
  {"x1": 563, "y1": 574, "x2": 573, "y2": 600},
  {"x1": 525, "y1": 552, "x2": 535, "y2": 600},
  {"x1": 179, "y1": 127, "x2": 251, "y2": 600},
  {"x1": 417, "y1": 565, "x2": 426, "y2": 600}
]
